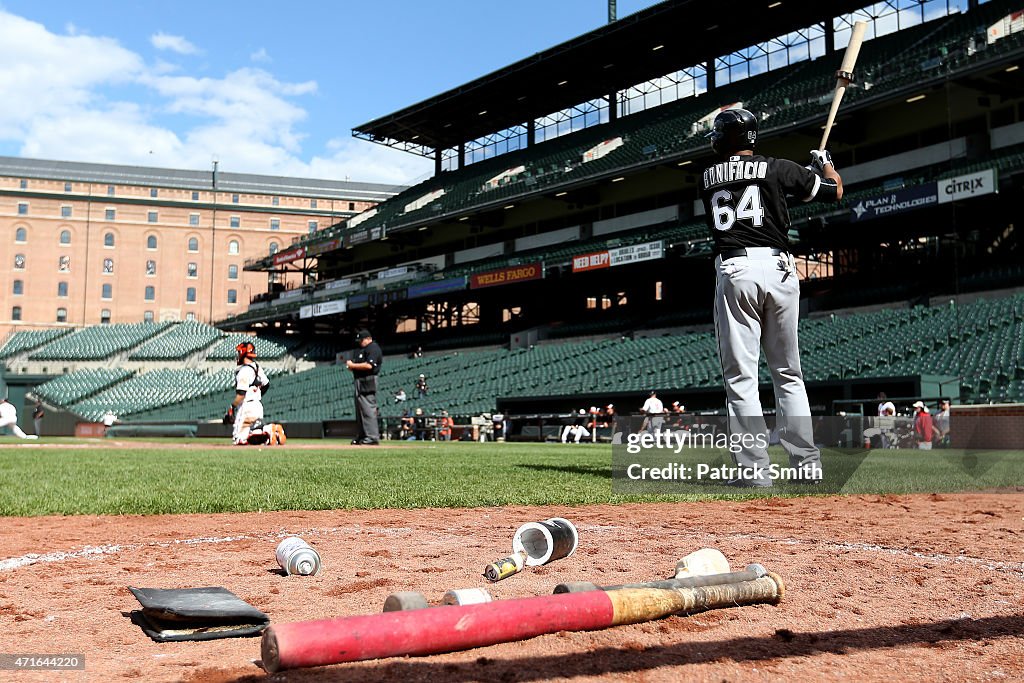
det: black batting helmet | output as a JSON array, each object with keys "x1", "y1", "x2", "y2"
[{"x1": 707, "y1": 108, "x2": 758, "y2": 155}]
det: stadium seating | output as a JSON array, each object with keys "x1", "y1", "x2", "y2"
[
  {"x1": 33, "y1": 368, "x2": 134, "y2": 407},
  {"x1": 29, "y1": 323, "x2": 171, "y2": 361},
  {"x1": 0, "y1": 329, "x2": 71, "y2": 358},
  {"x1": 128, "y1": 321, "x2": 222, "y2": 360}
]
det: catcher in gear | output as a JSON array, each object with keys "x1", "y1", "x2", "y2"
[{"x1": 228, "y1": 341, "x2": 270, "y2": 445}]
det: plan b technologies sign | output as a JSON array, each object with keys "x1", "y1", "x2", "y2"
[
  {"x1": 851, "y1": 169, "x2": 996, "y2": 221},
  {"x1": 572, "y1": 240, "x2": 664, "y2": 273}
]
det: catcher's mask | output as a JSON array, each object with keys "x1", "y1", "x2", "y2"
[{"x1": 236, "y1": 341, "x2": 257, "y2": 363}]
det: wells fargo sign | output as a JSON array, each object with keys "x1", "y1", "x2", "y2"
[{"x1": 470, "y1": 263, "x2": 543, "y2": 289}]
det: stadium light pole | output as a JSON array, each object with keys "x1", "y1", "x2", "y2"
[{"x1": 209, "y1": 158, "x2": 218, "y2": 323}]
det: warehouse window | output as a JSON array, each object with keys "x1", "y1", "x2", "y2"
[
  {"x1": 230, "y1": 216, "x2": 240, "y2": 228},
  {"x1": 147, "y1": 235, "x2": 158, "y2": 249},
  {"x1": 65, "y1": 182, "x2": 72, "y2": 192},
  {"x1": 145, "y1": 286, "x2": 155, "y2": 301},
  {"x1": 228, "y1": 240, "x2": 239, "y2": 255},
  {"x1": 104, "y1": 232, "x2": 115, "y2": 247},
  {"x1": 227, "y1": 289, "x2": 237, "y2": 304},
  {"x1": 270, "y1": 219, "x2": 280, "y2": 231},
  {"x1": 105, "y1": 208, "x2": 115, "y2": 221},
  {"x1": 13, "y1": 280, "x2": 23, "y2": 295},
  {"x1": 101, "y1": 283, "x2": 112, "y2": 300},
  {"x1": 269, "y1": 242, "x2": 279, "y2": 255},
  {"x1": 106, "y1": 185, "x2": 115, "y2": 196},
  {"x1": 146, "y1": 260, "x2": 156, "y2": 276},
  {"x1": 189, "y1": 213, "x2": 200, "y2": 226},
  {"x1": 61, "y1": 205, "x2": 72, "y2": 218},
  {"x1": 103, "y1": 258, "x2": 114, "y2": 274},
  {"x1": 308, "y1": 220, "x2": 318, "y2": 233},
  {"x1": 17, "y1": 202, "x2": 28, "y2": 215},
  {"x1": 186, "y1": 287, "x2": 197, "y2": 303},
  {"x1": 310, "y1": 198, "x2": 318, "y2": 209},
  {"x1": 57, "y1": 282, "x2": 68, "y2": 297},
  {"x1": 14, "y1": 254, "x2": 25, "y2": 270},
  {"x1": 15, "y1": 227, "x2": 26, "y2": 243},
  {"x1": 60, "y1": 230, "x2": 71, "y2": 245},
  {"x1": 148, "y1": 211, "x2": 158, "y2": 223},
  {"x1": 150, "y1": 188, "x2": 158, "y2": 198},
  {"x1": 19, "y1": 179, "x2": 27, "y2": 189},
  {"x1": 272, "y1": 196, "x2": 279, "y2": 206},
  {"x1": 187, "y1": 262, "x2": 198, "y2": 278},
  {"x1": 56, "y1": 308, "x2": 67, "y2": 323},
  {"x1": 144, "y1": 310, "x2": 154, "y2": 322},
  {"x1": 11, "y1": 306, "x2": 21, "y2": 321},
  {"x1": 192, "y1": 191, "x2": 200, "y2": 201},
  {"x1": 188, "y1": 237, "x2": 199, "y2": 252},
  {"x1": 232, "y1": 194, "x2": 239, "y2": 204},
  {"x1": 58, "y1": 256, "x2": 70, "y2": 272},
  {"x1": 228, "y1": 265, "x2": 238, "y2": 280},
  {"x1": 100, "y1": 309, "x2": 111, "y2": 324}
]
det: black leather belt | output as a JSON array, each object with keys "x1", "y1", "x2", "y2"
[{"x1": 719, "y1": 247, "x2": 786, "y2": 261}]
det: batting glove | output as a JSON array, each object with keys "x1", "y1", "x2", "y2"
[
  {"x1": 809, "y1": 149, "x2": 834, "y2": 173},
  {"x1": 223, "y1": 406, "x2": 235, "y2": 424}
]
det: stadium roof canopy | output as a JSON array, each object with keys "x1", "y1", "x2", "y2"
[{"x1": 353, "y1": 0, "x2": 869, "y2": 156}]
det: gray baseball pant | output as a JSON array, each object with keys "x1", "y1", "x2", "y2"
[
  {"x1": 355, "y1": 390, "x2": 380, "y2": 441},
  {"x1": 713, "y1": 249, "x2": 820, "y2": 484}
]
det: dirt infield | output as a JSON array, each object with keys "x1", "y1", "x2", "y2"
[{"x1": 2, "y1": 493, "x2": 1022, "y2": 682}]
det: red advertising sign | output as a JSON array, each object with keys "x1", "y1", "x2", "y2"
[
  {"x1": 470, "y1": 263, "x2": 543, "y2": 289},
  {"x1": 273, "y1": 247, "x2": 306, "y2": 265},
  {"x1": 572, "y1": 250, "x2": 610, "y2": 273}
]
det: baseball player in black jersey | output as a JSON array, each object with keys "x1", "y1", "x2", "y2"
[{"x1": 700, "y1": 108, "x2": 843, "y2": 486}]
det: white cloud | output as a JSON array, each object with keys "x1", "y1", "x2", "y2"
[
  {"x1": 150, "y1": 32, "x2": 201, "y2": 55},
  {"x1": 0, "y1": 9, "x2": 428, "y2": 185},
  {"x1": 250, "y1": 47, "x2": 271, "y2": 63}
]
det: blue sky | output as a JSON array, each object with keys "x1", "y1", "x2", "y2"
[{"x1": 0, "y1": 0, "x2": 662, "y2": 184}]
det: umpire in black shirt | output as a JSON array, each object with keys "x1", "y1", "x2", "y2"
[{"x1": 346, "y1": 329, "x2": 383, "y2": 445}]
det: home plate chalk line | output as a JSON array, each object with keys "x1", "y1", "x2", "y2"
[{"x1": 2, "y1": 523, "x2": 1021, "y2": 576}]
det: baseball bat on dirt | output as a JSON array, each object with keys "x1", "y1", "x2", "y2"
[
  {"x1": 819, "y1": 20, "x2": 868, "y2": 151},
  {"x1": 261, "y1": 574, "x2": 785, "y2": 672}
]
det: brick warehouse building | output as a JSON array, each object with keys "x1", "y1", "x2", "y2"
[{"x1": 0, "y1": 156, "x2": 401, "y2": 338}]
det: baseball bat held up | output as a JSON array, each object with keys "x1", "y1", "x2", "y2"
[{"x1": 819, "y1": 21, "x2": 868, "y2": 151}]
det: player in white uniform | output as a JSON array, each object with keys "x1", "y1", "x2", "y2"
[
  {"x1": 641, "y1": 391, "x2": 665, "y2": 434},
  {"x1": 0, "y1": 398, "x2": 38, "y2": 439},
  {"x1": 226, "y1": 342, "x2": 270, "y2": 445}
]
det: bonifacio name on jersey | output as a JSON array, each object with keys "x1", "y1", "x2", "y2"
[{"x1": 702, "y1": 159, "x2": 769, "y2": 190}]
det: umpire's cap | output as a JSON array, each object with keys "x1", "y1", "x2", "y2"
[
  {"x1": 707, "y1": 108, "x2": 758, "y2": 155},
  {"x1": 355, "y1": 328, "x2": 372, "y2": 341}
]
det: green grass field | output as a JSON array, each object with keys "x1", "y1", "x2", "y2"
[{"x1": 0, "y1": 439, "x2": 1020, "y2": 516}]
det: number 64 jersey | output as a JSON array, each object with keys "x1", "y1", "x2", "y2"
[{"x1": 699, "y1": 154, "x2": 838, "y2": 253}]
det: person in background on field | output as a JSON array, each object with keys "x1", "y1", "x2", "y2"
[
  {"x1": 641, "y1": 390, "x2": 665, "y2": 434},
  {"x1": 227, "y1": 341, "x2": 270, "y2": 445},
  {"x1": 394, "y1": 388, "x2": 408, "y2": 403},
  {"x1": 415, "y1": 374, "x2": 429, "y2": 398},
  {"x1": 102, "y1": 409, "x2": 118, "y2": 434},
  {"x1": 32, "y1": 401, "x2": 44, "y2": 437},
  {"x1": 438, "y1": 409, "x2": 453, "y2": 441},
  {"x1": 0, "y1": 398, "x2": 38, "y2": 439},
  {"x1": 934, "y1": 399, "x2": 951, "y2": 447},
  {"x1": 912, "y1": 401, "x2": 934, "y2": 450},
  {"x1": 346, "y1": 329, "x2": 383, "y2": 446},
  {"x1": 877, "y1": 392, "x2": 896, "y2": 417}
]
